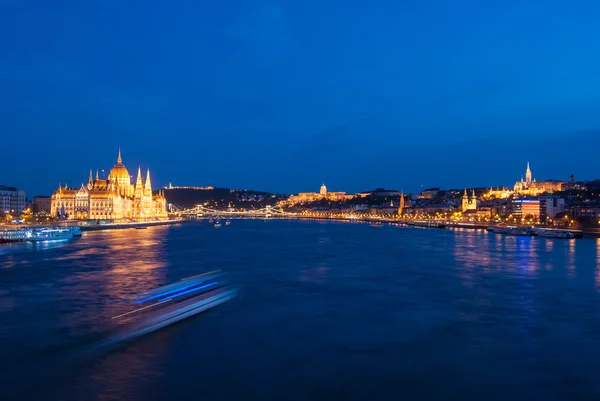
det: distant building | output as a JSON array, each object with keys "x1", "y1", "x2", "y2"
[
  {"x1": 32, "y1": 196, "x2": 52, "y2": 214},
  {"x1": 511, "y1": 198, "x2": 540, "y2": 219},
  {"x1": 419, "y1": 188, "x2": 440, "y2": 199},
  {"x1": 50, "y1": 149, "x2": 167, "y2": 220},
  {"x1": 282, "y1": 183, "x2": 353, "y2": 206},
  {"x1": 398, "y1": 190, "x2": 405, "y2": 215},
  {"x1": 460, "y1": 189, "x2": 477, "y2": 212},
  {"x1": 484, "y1": 186, "x2": 513, "y2": 199},
  {"x1": 0, "y1": 185, "x2": 27, "y2": 215},
  {"x1": 539, "y1": 195, "x2": 565, "y2": 222},
  {"x1": 570, "y1": 205, "x2": 600, "y2": 221},
  {"x1": 165, "y1": 184, "x2": 215, "y2": 190},
  {"x1": 513, "y1": 162, "x2": 564, "y2": 196}
]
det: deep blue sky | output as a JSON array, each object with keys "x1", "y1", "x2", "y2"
[{"x1": 2, "y1": 0, "x2": 600, "y2": 196}]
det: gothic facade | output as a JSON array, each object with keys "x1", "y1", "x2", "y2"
[{"x1": 50, "y1": 150, "x2": 167, "y2": 220}]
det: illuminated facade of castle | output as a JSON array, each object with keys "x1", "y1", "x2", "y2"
[
  {"x1": 281, "y1": 183, "x2": 354, "y2": 206},
  {"x1": 50, "y1": 149, "x2": 167, "y2": 220},
  {"x1": 512, "y1": 162, "x2": 563, "y2": 196}
]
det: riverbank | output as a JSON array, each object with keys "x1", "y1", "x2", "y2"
[
  {"x1": 79, "y1": 219, "x2": 185, "y2": 231},
  {"x1": 275, "y1": 215, "x2": 593, "y2": 237},
  {"x1": 0, "y1": 219, "x2": 185, "y2": 232}
]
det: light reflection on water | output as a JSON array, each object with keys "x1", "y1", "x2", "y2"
[
  {"x1": 596, "y1": 239, "x2": 600, "y2": 293},
  {"x1": 567, "y1": 239, "x2": 576, "y2": 277}
]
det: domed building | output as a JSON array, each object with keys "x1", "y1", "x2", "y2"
[
  {"x1": 281, "y1": 183, "x2": 353, "y2": 206},
  {"x1": 51, "y1": 149, "x2": 167, "y2": 220}
]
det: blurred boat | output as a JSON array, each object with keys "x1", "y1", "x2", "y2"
[
  {"x1": 70, "y1": 227, "x2": 82, "y2": 236},
  {"x1": 101, "y1": 271, "x2": 236, "y2": 347}
]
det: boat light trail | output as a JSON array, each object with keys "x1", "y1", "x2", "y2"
[
  {"x1": 112, "y1": 299, "x2": 170, "y2": 319},
  {"x1": 135, "y1": 282, "x2": 207, "y2": 304},
  {"x1": 157, "y1": 282, "x2": 218, "y2": 302}
]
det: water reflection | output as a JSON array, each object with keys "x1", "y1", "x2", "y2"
[
  {"x1": 452, "y1": 230, "x2": 493, "y2": 286},
  {"x1": 82, "y1": 331, "x2": 174, "y2": 401},
  {"x1": 566, "y1": 240, "x2": 576, "y2": 277},
  {"x1": 100, "y1": 228, "x2": 168, "y2": 313},
  {"x1": 56, "y1": 227, "x2": 168, "y2": 339},
  {"x1": 596, "y1": 239, "x2": 600, "y2": 293},
  {"x1": 515, "y1": 237, "x2": 539, "y2": 275}
]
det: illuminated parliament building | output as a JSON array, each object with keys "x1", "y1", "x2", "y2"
[{"x1": 51, "y1": 149, "x2": 167, "y2": 220}]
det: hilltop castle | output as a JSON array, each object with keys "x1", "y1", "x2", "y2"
[
  {"x1": 513, "y1": 162, "x2": 563, "y2": 196},
  {"x1": 50, "y1": 149, "x2": 167, "y2": 220}
]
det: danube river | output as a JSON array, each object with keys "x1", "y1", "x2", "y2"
[{"x1": 2, "y1": 220, "x2": 600, "y2": 401}]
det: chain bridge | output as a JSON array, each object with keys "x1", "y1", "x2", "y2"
[{"x1": 173, "y1": 205, "x2": 298, "y2": 218}]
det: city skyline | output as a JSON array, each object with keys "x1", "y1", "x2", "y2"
[
  {"x1": 2, "y1": 1, "x2": 600, "y2": 195},
  {"x1": 2, "y1": 155, "x2": 595, "y2": 199}
]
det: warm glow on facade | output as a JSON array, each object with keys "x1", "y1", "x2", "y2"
[{"x1": 50, "y1": 149, "x2": 168, "y2": 220}]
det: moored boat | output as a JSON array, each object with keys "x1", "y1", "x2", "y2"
[
  {"x1": 31, "y1": 228, "x2": 73, "y2": 242},
  {"x1": 0, "y1": 228, "x2": 32, "y2": 244},
  {"x1": 503, "y1": 227, "x2": 537, "y2": 237},
  {"x1": 536, "y1": 229, "x2": 574, "y2": 239}
]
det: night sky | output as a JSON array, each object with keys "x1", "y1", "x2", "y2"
[{"x1": 2, "y1": 0, "x2": 600, "y2": 197}]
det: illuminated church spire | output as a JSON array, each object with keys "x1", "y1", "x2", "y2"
[
  {"x1": 525, "y1": 162, "x2": 532, "y2": 184},
  {"x1": 117, "y1": 147, "x2": 122, "y2": 164},
  {"x1": 134, "y1": 166, "x2": 143, "y2": 200},
  {"x1": 144, "y1": 168, "x2": 152, "y2": 197},
  {"x1": 398, "y1": 189, "x2": 405, "y2": 216}
]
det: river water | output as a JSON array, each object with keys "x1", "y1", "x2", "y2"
[{"x1": 2, "y1": 220, "x2": 600, "y2": 401}]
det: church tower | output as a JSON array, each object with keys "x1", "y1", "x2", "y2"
[
  {"x1": 320, "y1": 183, "x2": 327, "y2": 196},
  {"x1": 398, "y1": 189, "x2": 405, "y2": 216},
  {"x1": 525, "y1": 162, "x2": 532, "y2": 184},
  {"x1": 470, "y1": 189, "x2": 477, "y2": 210},
  {"x1": 87, "y1": 169, "x2": 93, "y2": 190},
  {"x1": 461, "y1": 188, "x2": 469, "y2": 212}
]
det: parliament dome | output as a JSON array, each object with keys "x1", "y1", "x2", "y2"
[{"x1": 109, "y1": 149, "x2": 130, "y2": 180}]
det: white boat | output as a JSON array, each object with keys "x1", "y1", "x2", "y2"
[
  {"x1": 31, "y1": 228, "x2": 73, "y2": 242},
  {"x1": 0, "y1": 228, "x2": 32, "y2": 244},
  {"x1": 225, "y1": 220, "x2": 231, "y2": 226},
  {"x1": 98, "y1": 271, "x2": 236, "y2": 348},
  {"x1": 214, "y1": 221, "x2": 222, "y2": 228}
]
